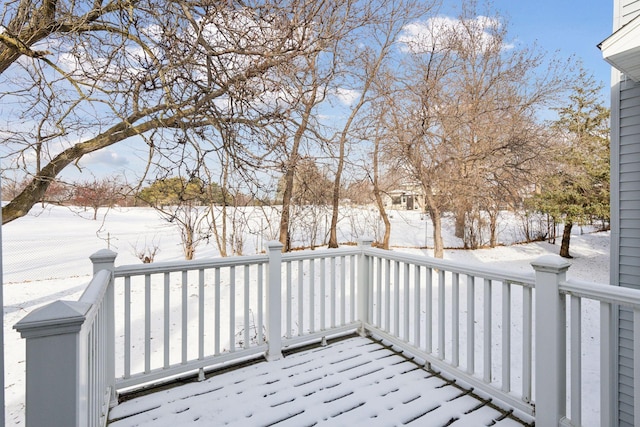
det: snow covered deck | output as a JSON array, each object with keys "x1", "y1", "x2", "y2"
[
  {"x1": 108, "y1": 335, "x2": 531, "y2": 426},
  {"x1": 15, "y1": 239, "x2": 640, "y2": 426}
]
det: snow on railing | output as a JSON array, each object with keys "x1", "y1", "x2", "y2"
[{"x1": 16, "y1": 241, "x2": 640, "y2": 426}]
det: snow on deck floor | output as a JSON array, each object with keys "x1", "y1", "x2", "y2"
[{"x1": 108, "y1": 335, "x2": 532, "y2": 427}]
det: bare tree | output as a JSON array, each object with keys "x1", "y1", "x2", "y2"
[
  {"x1": 73, "y1": 177, "x2": 121, "y2": 220},
  {"x1": 276, "y1": 53, "x2": 327, "y2": 251},
  {"x1": 368, "y1": 103, "x2": 394, "y2": 249},
  {"x1": 131, "y1": 237, "x2": 161, "y2": 263},
  {"x1": 389, "y1": 1, "x2": 567, "y2": 257},
  {"x1": 138, "y1": 176, "x2": 210, "y2": 260},
  {"x1": 326, "y1": 0, "x2": 435, "y2": 248},
  {"x1": 0, "y1": 0, "x2": 350, "y2": 224},
  {"x1": 286, "y1": 158, "x2": 333, "y2": 248}
]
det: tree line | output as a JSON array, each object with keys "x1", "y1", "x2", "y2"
[{"x1": 1, "y1": 0, "x2": 609, "y2": 259}]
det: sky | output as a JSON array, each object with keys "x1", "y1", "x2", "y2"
[{"x1": 490, "y1": 0, "x2": 613, "y2": 100}]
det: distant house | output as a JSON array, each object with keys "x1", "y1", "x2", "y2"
[
  {"x1": 383, "y1": 182, "x2": 424, "y2": 211},
  {"x1": 600, "y1": 1, "x2": 640, "y2": 425}
]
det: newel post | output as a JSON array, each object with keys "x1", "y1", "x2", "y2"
[
  {"x1": 358, "y1": 238, "x2": 374, "y2": 337},
  {"x1": 90, "y1": 249, "x2": 118, "y2": 407},
  {"x1": 532, "y1": 255, "x2": 571, "y2": 427},
  {"x1": 266, "y1": 241, "x2": 284, "y2": 361},
  {"x1": 14, "y1": 300, "x2": 90, "y2": 427}
]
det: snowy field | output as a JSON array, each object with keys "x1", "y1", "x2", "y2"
[{"x1": 2, "y1": 205, "x2": 610, "y2": 425}]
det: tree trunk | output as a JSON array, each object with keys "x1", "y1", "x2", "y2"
[
  {"x1": 431, "y1": 207, "x2": 444, "y2": 259},
  {"x1": 328, "y1": 141, "x2": 345, "y2": 249},
  {"x1": 372, "y1": 137, "x2": 391, "y2": 249},
  {"x1": 328, "y1": 32, "x2": 392, "y2": 248},
  {"x1": 209, "y1": 154, "x2": 230, "y2": 257},
  {"x1": 184, "y1": 226, "x2": 195, "y2": 261},
  {"x1": 279, "y1": 167, "x2": 295, "y2": 252},
  {"x1": 279, "y1": 138, "x2": 304, "y2": 252},
  {"x1": 547, "y1": 214, "x2": 556, "y2": 244},
  {"x1": 422, "y1": 188, "x2": 444, "y2": 258},
  {"x1": 279, "y1": 63, "x2": 317, "y2": 252},
  {"x1": 559, "y1": 220, "x2": 573, "y2": 258},
  {"x1": 278, "y1": 209, "x2": 290, "y2": 250},
  {"x1": 489, "y1": 210, "x2": 498, "y2": 248},
  {"x1": 454, "y1": 207, "x2": 466, "y2": 239},
  {"x1": 210, "y1": 207, "x2": 227, "y2": 257}
]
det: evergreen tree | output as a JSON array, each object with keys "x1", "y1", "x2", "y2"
[
  {"x1": 138, "y1": 177, "x2": 225, "y2": 208},
  {"x1": 529, "y1": 70, "x2": 610, "y2": 258}
]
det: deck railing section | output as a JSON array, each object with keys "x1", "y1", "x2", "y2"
[
  {"x1": 113, "y1": 251, "x2": 270, "y2": 389},
  {"x1": 14, "y1": 249, "x2": 118, "y2": 427},
  {"x1": 16, "y1": 240, "x2": 640, "y2": 426},
  {"x1": 110, "y1": 242, "x2": 362, "y2": 390},
  {"x1": 359, "y1": 246, "x2": 536, "y2": 416},
  {"x1": 280, "y1": 247, "x2": 361, "y2": 348},
  {"x1": 557, "y1": 273, "x2": 640, "y2": 427}
]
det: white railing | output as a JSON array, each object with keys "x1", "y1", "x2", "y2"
[
  {"x1": 558, "y1": 275, "x2": 640, "y2": 427},
  {"x1": 14, "y1": 249, "x2": 118, "y2": 427},
  {"x1": 359, "y1": 245, "x2": 536, "y2": 416},
  {"x1": 111, "y1": 241, "x2": 361, "y2": 389},
  {"x1": 112, "y1": 252, "x2": 270, "y2": 389},
  {"x1": 14, "y1": 240, "x2": 640, "y2": 426},
  {"x1": 279, "y1": 247, "x2": 360, "y2": 346}
]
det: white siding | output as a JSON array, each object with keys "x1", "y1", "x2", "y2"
[
  {"x1": 615, "y1": 1, "x2": 640, "y2": 424},
  {"x1": 622, "y1": 0, "x2": 640, "y2": 24}
]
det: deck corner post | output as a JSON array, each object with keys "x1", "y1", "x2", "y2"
[
  {"x1": 90, "y1": 249, "x2": 118, "y2": 408},
  {"x1": 13, "y1": 300, "x2": 90, "y2": 427},
  {"x1": 358, "y1": 238, "x2": 374, "y2": 337},
  {"x1": 531, "y1": 255, "x2": 570, "y2": 426},
  {"x1": 266, "y1": 241, "x2": 284, "y2": 361}
]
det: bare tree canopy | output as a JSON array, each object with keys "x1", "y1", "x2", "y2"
[
  {"x1": 0, "y1": 0, "x2": 359, "y2": 223},
  {"x1": 373, "y1": 1, "x2": 572, "y2": 257}
]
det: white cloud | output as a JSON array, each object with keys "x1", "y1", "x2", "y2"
[
  {"x1": 399, "y1": 15, "x2": 513, "y2": 54},
  {"x1": 333, "y1": 87, "x2": 361, "y2": 106},
  {"x1": 82, "y1": 150, "x2": 130, "y2": 167}
]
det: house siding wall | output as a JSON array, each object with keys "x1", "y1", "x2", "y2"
[
  {"x1": 615, "y1": 1, "x2": 640, "y2": 425},
  {"x1": 622, "y1": 0, "x2": 640, "y2": 24}
]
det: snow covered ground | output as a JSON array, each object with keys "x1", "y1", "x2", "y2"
[{"x1": 2, "y1": 205, "x2": 610, "y2": 425}]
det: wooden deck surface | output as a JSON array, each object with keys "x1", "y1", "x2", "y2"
[{"x1": 108, "y1": 335, "x2": 533, "y2": 426}]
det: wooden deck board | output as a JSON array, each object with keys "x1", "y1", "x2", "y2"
[{"x1": 108, "y1": 336, "x2": 532, "y2": 426}]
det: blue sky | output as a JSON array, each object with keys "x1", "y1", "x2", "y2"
[{"x1": 492, "y1": 0, "x2": 613, "y2": 101}]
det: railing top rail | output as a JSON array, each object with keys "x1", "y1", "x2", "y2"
[
  {"x1": 281, "y1": 246, "x2": 361, "y2": 262},
  {"x1": 363, "y1": 247, "x2": 536, "y2": 287},
  {"x1": 78, "y1": 269, "x2": 112, "y2": 306},
  {"x1": 114, "y1": 253, "x2": 269, "y2": 277},
  {"x1": 560, "y1": 278, "x2": 640, "y2": 308}
]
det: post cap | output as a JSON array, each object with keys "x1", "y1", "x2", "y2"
[
  {"x1": 359, "y1": 237, "x2": 375, "y2": 247},
  {"x1": 90, "y1": 249, "x2": 118, "y2": 264},
  {"x1": 266, "y1": 241, "x2": 284, "y2": 251},
  {"x1": 531, "y1": 255, "x2": 571, "y2": 273},
  {"x1": 14, "y1": 300, "x2": 90, "y2": 339}
]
